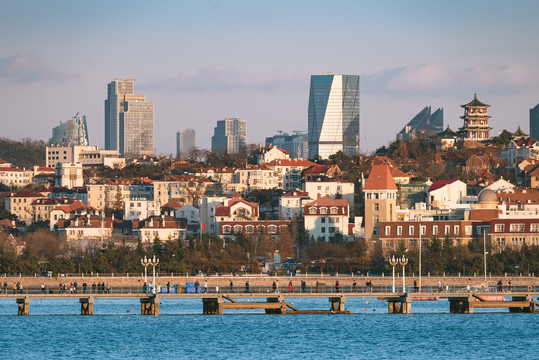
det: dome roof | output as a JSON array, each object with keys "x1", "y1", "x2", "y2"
[{"x1": 478, "y1": 189, "x2": 497, "y2": 203}]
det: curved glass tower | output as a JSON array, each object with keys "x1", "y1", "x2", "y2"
[{"x1": 308, "y1": 74, "x2": 359, "y2": 159}]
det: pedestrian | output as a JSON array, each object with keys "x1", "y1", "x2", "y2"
[
  {"x1": 508, "y1": 280, "x2": 512, "y2": 292},
  {"x1": 69, "y1": 283, "x2": 73, "y2": 294},
  {"x1": 316, "y1": 281, "x2": 319, "y2": 293},
  {"x1": 229, "y1": 281, "x2": 233, "y2": 293},
  {"x1": 414, "y1": 279, "x2": 419, "y2": 292},
  {"x1": 352, "y1": 281, "x2": 357, "y2": 292},
  {"x1": 301, "y1": 280, "x2": 306, "y2": 293},
  {"x1": 59, "y1": 283, "x2": 63, "y2": 294},
  {"x1": 91, "y1": 282, "x2": 96, "y2": 294},
  {"x1": 335, "y1": 280, "x2": 340, "y2": 292},
  {"x1": 3, "y1": 282, "x2": 7, "y2": 294},
  {"x1": 19, "y1": 281, "x2": 23, "y2": 294},
  {"x1": 438, "y1": 280, "x2": 442, "y2": 292},
  {"x1": 245, "y1": 281, "x2": 250, "y2": 293},
  {"x1": 204, "y1": 280, "x2": 208, "y2": 293},
  {"x1": 497, "y1": 280, "x2": 502, "y2": 292},
  {"x1": 167, "y1": 282, "x2": 171, "y2": 293},
  {"x1": 195, "y1": 280, "x2": 199, "y2": 293},
  {"x1": 12, "y1": 283, "x2": 16, "y2": 294},
  {"x1": 40, "y1": 282, "x2": 46, "y2": 294},
  {"x1": 288, "y1": 281, "x2": 293, "y2": 293},
  {"x1": 82, "y1": 282, "x2": 87, "y2": 294},
  {"x1": 73, "y1": 281, "x2": 78, "y2": 293},
  {"x1": 272, "y1": 281, "x2": 277, "y2": 293}
]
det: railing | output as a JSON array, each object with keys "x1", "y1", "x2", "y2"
[{"x1": 0, "y1": 284, "x2": 537, "y2": 296}]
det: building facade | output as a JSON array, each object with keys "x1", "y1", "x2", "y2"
[
  {"x1": 49, "y1": 113, "x2": 89, "y2": 146},
  {"x1": 396, "y1": 106, "x2": 443, "y2": 142},
  {"x1": 211, "y1": 118, "x2": 246, "y2": 154},
  {"x1": 308, "y1": 74, "x2": 360, "y2": 159},
  {"x1": 458, "y1": 94, "x2": 492, "y2": 145},
  {"x1": 176, "y1": 128, "x2": 196, "y2": 159},
  {"x1": 265, "y1": 132, "x2": 309, "y2": 159},
  {"x1": 105, "y1": 78, "x2": 154, "y2": 158}
]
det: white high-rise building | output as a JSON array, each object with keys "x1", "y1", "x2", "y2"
[
  {"x1": 177, "y1": 129, "x2": 196, "y2": 159},
  {"x1": 105, "y1": 79, "x2": 154, "y2": 158},
  {"x1": 308, "y1": 74, "x2": 360, "y2": 159}
]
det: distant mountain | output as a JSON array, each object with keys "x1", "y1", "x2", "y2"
[{"x1": 0, "y1": 137, "x2": 46, "y2": 168}]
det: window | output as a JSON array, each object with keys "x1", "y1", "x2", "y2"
[
  {"x1": 329, "y1": 227, "x2": 335, "y2": 233},
  {"x1": 465, "y1": 226, "x2": 472, "y2": 235},
  {"x1": 320, "y1": 207, "x2": 327, "y2": 214},
  {"x1": 268, "y1": 225, "x2": 277, "y2": 234},
  {"x1": 445, "y1": 225, "x2": 450, "y2": 235},
  {"x1": 510, "y1": 223, "x2": 525, "y2": 232},
  {"x1": 373, "y1": 215, "x2": 379, "y2": 223},
  {"x1": 495, "y1": 224, "x2": 505, "y2": 232},
  {"x1": 454, "y1": 225, "x2": 459, "y2": 235},
  {"x1": 321, "y1": 217, "x2": 326, "y2": 223},
  {"x1": 385, "y1": 226, "x2": 390, "y2": 236},
  {"x1": 321, "y1": 227, "x2": 326, "y2": 233},
  {"x1": 309, "y1": 207, "x2": 316, "y2": 214},
  {"x1": 245, "y1": 225, "x2": 254, "y2": 234},
  {"x1": 409, "y1": 226, "x2": 414, "y2": 235},
  {"x1": 223, "y1": 225, "x2": 231, "y2": 233},
  {"x1": 420, "y1": 226, "x2": 426, "y2": 236},
  {"x1": 373, "y1": 203, "x2": 379, "y2": 211},
  {"x1": 531, "y1": 224, "x2": 539, "y2": 232},
  {"x1": 234, "y1": 225, "x2": 242, "y2": 233},
  {"x1": 397, "y1": 226, "x2": 402, "y2": 235},
  {"x1": 330, "y1": 207, "x2": 338, "y2": 214}
]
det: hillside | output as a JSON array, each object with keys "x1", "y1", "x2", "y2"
[{"x1": 0, "y1": 137, "x2": 46, "y2": 168}]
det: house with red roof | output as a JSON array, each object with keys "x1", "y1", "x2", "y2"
[
  {"x1": 5, "y1": 190, "x2": 47, "y2": 225},
  {"x1": 254, "y1": 145, "x2": 290, "y2": 165},
  {"x1": 133, "y1": 215, "x2": 186, "y2": 242},
  {"x1": 304, "y1": 196, "x2": 353, "y2": 242},
  {"x1": 279, "y1": 189, "x2": 311, "y2": 220},
  {"x1": 303, "y1": 164, "x2": 342, "y2": 181},
  {"x1": 0, "y1": 167, "x2": 33, "y2": 189},
  {"x1": 265, "y1": 158, "x2": 315, "y2": 190},
  {"x1": 427, "y1": 179, "x2": 467, "y2": 210},
  {"x1": 499, "y1": 137, "x2": 539, "y2": 166},
  {"x1": 304, "y1": 178, "x2": 355, "y2": 208},
  {"x1": 49, "y1": 200, "x2": 99, "y2": 230},
  {"x1": 363, "y1": 165, "x2": 398, "y2": 241}
]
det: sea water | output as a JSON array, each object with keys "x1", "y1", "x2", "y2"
[{"x1": 0, "y1": 297, "x2": 537, "y2": 359}]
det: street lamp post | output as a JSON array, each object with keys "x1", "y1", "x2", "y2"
[
  {"x1": 399, "y1": 255, "x2": 409, "y2": 293},
  {"x1": 141, "y1": 255, "x2": 159, "y2": 294},
  {"x1": 151, "y1": 256, "x2": 159, "y2": 294},
  {"x1": 141, "y1": 256, "x2": 149, "y2": 284},
  {"x1": 388, "y1": 255, "x2": 398, "y2": 293}
]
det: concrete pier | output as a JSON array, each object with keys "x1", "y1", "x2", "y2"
[
  {"x1": 140, "y1": 296, "x2": 160, "y2": 315},
  {"x1": 16, "y1": 297, "x2": 30, "y2": 315},
  {"x1": 80, "y1": 297, "x2": 94, "y2": 315},
  {"x1": 387, "y1": 294, "x2": 411, "y2": 314},
  {"x1": 329, "y1": 296, "x2": 346, "y2": 312},
  {"x1": 202, "y1": 297, "x2": 224, "y2": 315}
]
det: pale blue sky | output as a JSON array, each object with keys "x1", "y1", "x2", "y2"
[{"x1": 1, "y1": 0, "x2": 539, "y2": 154}]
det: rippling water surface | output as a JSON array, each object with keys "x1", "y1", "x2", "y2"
[{"x1": 0, "y1": 297, "x2": 537, "y2": 359}]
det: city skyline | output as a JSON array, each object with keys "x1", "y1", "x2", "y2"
[{"x1": 2, "y1": 1, "x2": 539, "y2": 155}]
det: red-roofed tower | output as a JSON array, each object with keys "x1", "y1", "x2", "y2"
[{"x1": 363, "y1": 165, "x2": 398, "y2": 241}]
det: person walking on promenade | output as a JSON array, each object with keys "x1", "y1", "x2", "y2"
[
  {"x1": 12, "y1": 283, "x2": 16, "y2": 294},
  {"x1": 272, "y1": 281, "x2": 277, "y2": 293},
  {"x1": 16, "y1": 281, "x2": 20, "y2": 294},
  {"x1": 195, "y1": 280, "x2": 199, "y2": 293},
  {"x1": 73, "y1": 281, "x2": 78, "y2": 293},
  {"x1": 229, "y1": 281, "x2": 233, "y2": 293},
  {"x1": 245, "y1": 281, "x2": 250, "y2": 293},
  {"x1": 288, "y1": 281, "x2": 293, "y2": 293},
  {"x1": 82, "y1": 282, "x2": 87, "y2": 294},
  {"x1": 91, "y1": 283, "x2": 96, "y2": 294},
  {"x1": 204, "y1": 280, "x2": 208, "y2": 293},
  {"x1": 40, "y1": 282, "x2": 46, "y2": 294},
  {"x1": 3, "y1": 282, "x2": 7, "y2": 294},
  {"x1": 414, "y1": 279, "x2": 419, "y2": 292},
  {"x1": 301, "y1": 280, "x2": 306, "y2": 293},
  {"x1": 497, "y1": 280, "x2": 503, "y2": 292},
  {"x1": 19, "y1": 281, "x2": 23, "y2": 294},
  {"x1": 352, "y1": 281, "x2": 357, "y2": 292},
  {"x1": 335, "y1": 280, "x2": 340, "y2": 293}
]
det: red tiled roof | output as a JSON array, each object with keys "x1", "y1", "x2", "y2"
[
  {"x1": 0, "y1": 167, "x2": 32, "y2": 173},
  {"x1": 282, "y1": 190, "x2": 310, "y2": 198},
  {"x1": 265, "y1": 159, "x2": 315, "y2": 167},
  {"x1": 305, "y1": 196, "x2": 349, "y2": 208},
  {"x1": 514, "y1": 138, "x2": 537, "y2": 147},
  {"x1": 161, "y1": 199, "x2": 183, "y2": 210},
  {"x1": 12, "y1": 190, "x2": 45, "y2": 198},
  {"x1": 364, "y1": 165, "x2": 397, "y2": 191},
  {"x1": 53, "y1": 201, "x2": 97, "y2": 213},
  {"x1": 428, "y1": 179, "x2": 458, "y2": 192},
  {"x1": 469, "y1": 209, "x2": 502, "y2": 221}
]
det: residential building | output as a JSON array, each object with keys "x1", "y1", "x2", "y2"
[
  {"x1": 396, "y1": 106, "x2": 444, "y2": 142},
  {"x1": 219, "y1": 220, "x2": 291, "y2": 242},
  {"x1": 304, "y1": 179, "x2": 354, "y2": 209},
  {"x1": 458, "y1": 94, "x2": 492, "y2": 146},
  {"x1": 49, "y1": 113, "x2": 89, "y2": 146},
  {"x1": 265, "y1": 159, "x2": 315, "y2": 191},
  {"x1": 254, "y1": 145, "x2": 289, "y2": 165},
  {"x1": 427, "y1": 179, "x2": 467, "y2": 210},
  {"x1": 124, "y1": 199, "x2": 159, "y2": 221},
  {"x1": 499, "y1": 138, "x2": 539, "y2": 166},
  {"x1": 46, "y1": 145, "x2": 124, "y2": 168},
  {"x1": 5, "y1": 190, "x2": 46, "y2": 225},
  {"x1": 176, "y1": 129, "x2": 196, "y2": 159},
  {"x1": 0, "y1": 167, "x2": 33, "y2": 189},
  {"x1": 308, "y1": 74, "x2": 360, "y2": 159},
  {"x1": 105, "y1": 78, "x2": 154, "y2": 158},
  {"x1": 31, "y1": 198, "x2": 77, "y2": 223},
  {"x1": 56, "y1": 214, "x2": 112, "y2": 242},
  {"x1": 304, "y1": 196, "x2": 352, "y2": 242},
  {"x1": 233, "y1": 165, "x2": 282, "y2": 191},
  {"x1": 489, "y1": 218, "x2": 539, "y2": 250},
  {"x1": 265, "y1": 131, "x2": 308, "y2": 159},
  {"x1": 132, "y1": 215, "x2": 186, "y2": 243},
  {"x1": 363, "y1": 165, "x2": 398, "y2": 241},
  {"x1": 55, "y1": 162, "x2": 83, "y2": 189},
  {"x1": 49, "y1": 201, "x2": 99, "y2": 230},
  {"x1": 530, "y1": 103, "x2": 539, "y2": 142},
  {"x1": 279, "y1": 189, "x2": 311, "y2": 220},
  {"x1": 211, "y1": 118, "x2": 246, "y2": 153}
]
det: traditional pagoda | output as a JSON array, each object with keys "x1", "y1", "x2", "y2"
[{"x1": 458, "y1": 94, "x2": 492, "y2": 146}]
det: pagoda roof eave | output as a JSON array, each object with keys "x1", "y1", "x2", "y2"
[
  {"x1": 461, "y1": 94, "x2": 490, "y2": 108},
  {"x1": 460, "y1": 115, "x2": 492, "y2": 119}
]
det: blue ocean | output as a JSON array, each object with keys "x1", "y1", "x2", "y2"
[{"x1": 0, "y1": 297, "x2": 537, "y2": 359}]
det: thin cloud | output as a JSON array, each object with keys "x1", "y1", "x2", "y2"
[
  {"x1": 148, "y1": 68, "x2": 306, "y2": 92},
  {"x1": 363, "y1": 63, "x2": 539, "y2": 95},
  {"x1": 0, "y1": 51, "x2": 78, "y2": 83}
]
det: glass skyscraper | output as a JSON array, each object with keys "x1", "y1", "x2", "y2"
[
  {"x1": 308, "y1": 74, "x2": 360, "y2": 159},
  {"x1": 105, "y1": 79, "x2": 154, "y2": 158},
  {"x1": 530, "y1": 103, "x2": 539, "y2": 141}
]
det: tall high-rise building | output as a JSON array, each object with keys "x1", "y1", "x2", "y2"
[
  {"x1": 49, "y1": 113, "x2": 89, "y2": 146},
  {"x1": 105, "y1": 79, "x2": 154, "y2": 158},
  {"x1": 396, "y1": 106, "x2": 443, "y2": 142},
  {"x1": 211, "y1": 118, "x2": 247, "y2": 153},
  {"x1": 177, "y1": 129, "x2": 196, "y2": 159},
  {"x1": 530, "y1": 103, "x2": 539, "y2": 141},
  {"x1": 308, "y1": 74, "x2": 360, "y2": 159}
]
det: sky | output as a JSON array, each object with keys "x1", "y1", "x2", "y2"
[{"x1": 1, "y1": 0, "x2": 539, "y2": 155}]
